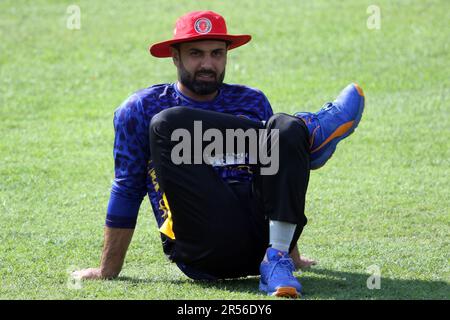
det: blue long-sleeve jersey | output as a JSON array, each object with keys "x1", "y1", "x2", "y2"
[{"x1": 106, "y1": 82, "x2": 274, "y2": 229}]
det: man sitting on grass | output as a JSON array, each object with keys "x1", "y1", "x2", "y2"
[{"x1": 73, "y1": 10, "x2": 364, "y2": 298}]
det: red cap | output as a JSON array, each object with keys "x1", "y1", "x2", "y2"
[{"x1": 149, "y1": 11, "x2": 252, "y2": 58}]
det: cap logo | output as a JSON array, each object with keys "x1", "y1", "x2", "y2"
[{"x1": 194, "y1": 18, "x2": 212, "y2": 34}]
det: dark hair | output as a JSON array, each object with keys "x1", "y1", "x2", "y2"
[{"x1": 170, "y1": 43, "x2": 181, "y2": 51}]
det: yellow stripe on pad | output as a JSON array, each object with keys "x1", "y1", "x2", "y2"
[{"x1": 159, "y1": 193, "x2": 175, "y2": 240}]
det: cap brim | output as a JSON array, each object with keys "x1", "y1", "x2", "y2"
[{"x1": 149, "y1": 34, "x2": 252, "y2": 58}]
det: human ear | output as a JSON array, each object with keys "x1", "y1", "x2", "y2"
[{"x1": 171, "y1": 47, "x2": 180, "y2": 67}]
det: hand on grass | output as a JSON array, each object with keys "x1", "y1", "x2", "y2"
[{"x1": 71, "y1": 268, "x2": 103, "y2": 280}]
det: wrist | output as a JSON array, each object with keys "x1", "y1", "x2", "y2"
[{"x1": 100, "y1": 266, "x2": 120, "y2": 279}]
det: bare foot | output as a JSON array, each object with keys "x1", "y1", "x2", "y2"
[
  {"x1": 289, "y1": 246, "x2": 317, "y2": 270},
  {"x1": 293, "y1": 255, "x2": 317, "y2": 271}
]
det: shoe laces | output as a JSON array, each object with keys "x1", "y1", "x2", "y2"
[
  {"x1": 269, "y1": 256, "x2": 296, "y2": 280},
  {"x1": 324, "y1": 102, "x2": 334, "y2": 109},
  {"x1": 314, "y1": 101, "x2": 347, "y2": 134},
  {"x1": 317, "y1": 102, "x2": 334, "y2": 115},
  {"x1": 301, "y1": 102, "x2": 334, "y2": 125}
]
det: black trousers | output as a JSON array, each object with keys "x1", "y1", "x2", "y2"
[{"x1": 149, "y1": 107, "x2": 310, "y2": 279}]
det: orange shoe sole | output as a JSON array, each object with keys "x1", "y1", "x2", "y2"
[{"x1": 272, "y1": 287, "x2": 300, "y2": 298}]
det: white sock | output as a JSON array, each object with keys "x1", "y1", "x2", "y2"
[{"x1": 269, "y1": 220, "x2": 296, "y2": 253}]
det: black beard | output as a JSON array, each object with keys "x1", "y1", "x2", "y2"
[{"x1": 178, "y1": 63, "x2": 225, "y2": 96}]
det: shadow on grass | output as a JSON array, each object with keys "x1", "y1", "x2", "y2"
[
  {"x1": 301, "y1": 268, "x2": 449, "y2": 299},
  {"x1": 117, "y1": 276, "x2": 189, "y2": 285},
  {"x1": 116, "y1": 275, "x2": 262, "y2": 296},
  {"x1": 117, "y1": 268, "x2": 449, "y2": 299}
]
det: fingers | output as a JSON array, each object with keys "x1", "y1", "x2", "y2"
[{"x1": 71, "y1": 268, "x2": 102, "y2": 280}]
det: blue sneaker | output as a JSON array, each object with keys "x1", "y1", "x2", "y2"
[
  {"x1": 295, "y1": 83, "x2": 365, "y2": 170},
  {"x1": 259, "y1": 248, "x2": 302, "y2": 298}
]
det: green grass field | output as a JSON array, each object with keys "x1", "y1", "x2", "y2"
[{"x1": 1, "y1": 0, "x2": 449, "y2": 299}]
